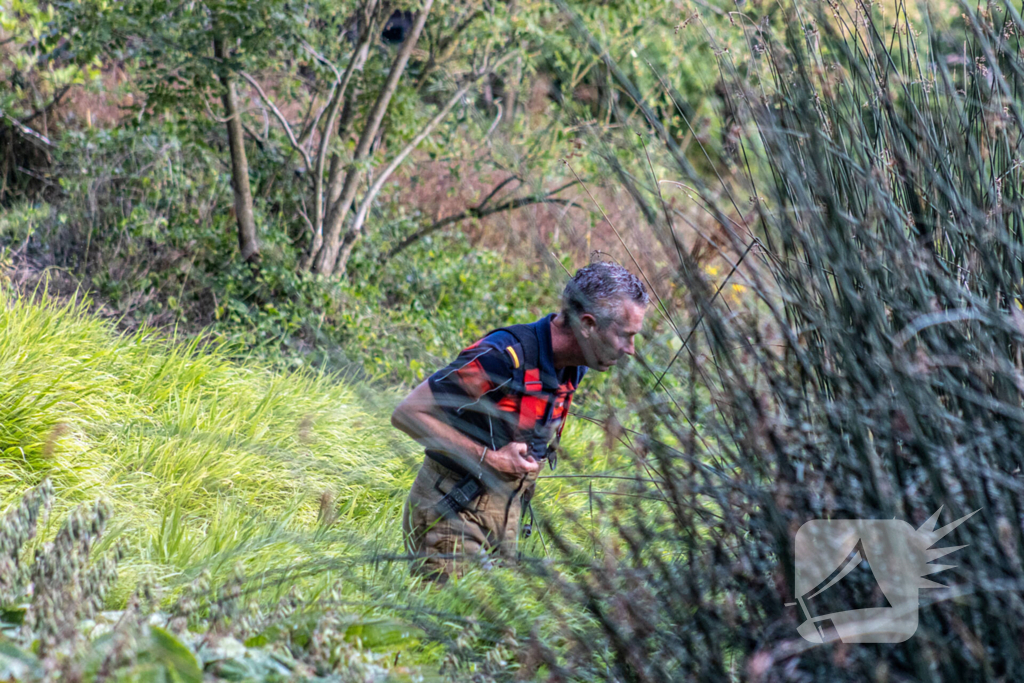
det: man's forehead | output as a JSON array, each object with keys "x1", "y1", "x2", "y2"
[{"x1": 613, "y1": 300, "x2": 647, "y2": 332}]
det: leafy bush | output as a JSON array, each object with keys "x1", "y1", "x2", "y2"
[{"x1": 1, "y1": 121, "x2": 569, "y2": 382}]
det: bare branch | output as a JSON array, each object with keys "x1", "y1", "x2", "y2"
[
  {"x1": 239, "y1": 71, "x2": 312, "y2": 170},
  {"x1": 295, "y1": 94, "x2": 321, "y2": 150},
  {"x1": 484, "y1": 101, "x2": 503, "y2": 139},
  {"x1": 381, "y1": 193, "x2": 582, "y2": 264},
  {"x1": 201, "y1": 96, "x2": 259, "y2": 123},
  {"x1": 301, "y1": 41, "x2": 341, "y2": 79},
  {"x1": 312, "y1": 0, "x2": 436, "y2": 274},
  {"x1": 344, "y1": 53, "x2": 519, "y2": 261},
  {"x1": 294, "y1": 41, "x2": 343, "y2": 150},
  {"x1": 2, "y1": 113, "x2": 52, "y2": 148},
  {"x1": 297, "y1": 195, "x2": 316, "y2": 236},
  {"x1": 241, "y1": 122, "x2": 267, "y2": 151},
  {"x1": 302, "y1": 14, "x2": 377, "y2": 268},
  {"x1": 477, "y1": 174, "x2": 520, "y2": 209}
]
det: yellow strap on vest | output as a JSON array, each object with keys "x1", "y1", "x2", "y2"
[{"x1": 505, "y1": 345, "x2": 520, "y2": 369}]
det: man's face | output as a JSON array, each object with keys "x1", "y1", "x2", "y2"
[{"x1": 578, "y1": 299, "x2": 647, "y2": 371}]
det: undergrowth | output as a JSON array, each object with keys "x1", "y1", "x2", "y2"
[
  {"x1": 0, "y1": 122, "x2": 564, "y2": 385},
  {"x1": 10, "y1": 0, "x2": 1024, "y2": 680},
  {"x1": 0, "y1": 287, "x2": 620, "y2": 680}
]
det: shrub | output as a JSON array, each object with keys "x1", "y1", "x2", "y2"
[{"x1": 481, "y1": 1, "x2": 1024, "y2": 680}]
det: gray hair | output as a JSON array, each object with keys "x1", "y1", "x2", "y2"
[{"x1": 561, "y1": 261, "x2": 649, "y2": 327}]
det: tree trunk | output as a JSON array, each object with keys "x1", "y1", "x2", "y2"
[
  {"x1": 309, "y1": 0, "x2": 435, "y2": 275},
  {"x1": 299, "y1": 33, "x2": 374, "y2": 270},
  {"x1": 214, "y1": 36, "x2": 259, "y2": 263}
]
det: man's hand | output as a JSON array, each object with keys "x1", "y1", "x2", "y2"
[
  {"x1": 392, "y1": 381, "x2": 538, "y2": 479},
  {"x1": 485, "y1": 441, "x2": 539, "y2": 477}
]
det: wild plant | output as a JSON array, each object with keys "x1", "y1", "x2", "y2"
[
  {"x1": 0, "y1": 479, "x2": 52, "y2": 605},
  {"x1": 28, "y1": 499, "x2": 123, "y2": 655},
  {"x1": 470, "y1": 0, "x2": 1024, "y2": 680},
  {"x1": 0, "y1": 480, "x2": 124, "y2": 673}
]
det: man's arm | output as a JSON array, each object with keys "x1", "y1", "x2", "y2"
[{"x1": 392, "y1": 380, "x2": 539, "y2": 477}]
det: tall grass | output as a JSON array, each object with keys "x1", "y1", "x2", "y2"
[
  {"x1": 475, "y1": 0, "x2": 1024, "y2": 680},
  {"x1": 0, "y1": 281, "x2": 623, "y2": 678},
  {"x1": 0, "y1": 284, "x2": 417, "y2": 595}
]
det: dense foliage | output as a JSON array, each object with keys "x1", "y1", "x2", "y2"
[{"x1": 5, "y1": 0, "x2": 1024, "y2": 681}]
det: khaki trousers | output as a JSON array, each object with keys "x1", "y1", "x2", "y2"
[{"x1": 402, "y1": 455, "x2": 537, "y2": 581}]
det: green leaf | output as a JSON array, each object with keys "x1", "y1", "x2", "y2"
[
  {"x1": 204, "y1": 658, "x2": 253, "y2": 682},
  {"x1": 242, "y1": 634, "x2": 268, "y2": 648},
  {"x1": 0, "y1": 640, "x2": 42, "y2": 680},
  {"x1": 148, "y1": 627, "x2": 202, "y2": 683},
  {"x1": 344, "y1": 619, "x2": 423, "y2": 649},
  {"x1": 0, "y1": 606, "x2": 26, "y2": 626}
]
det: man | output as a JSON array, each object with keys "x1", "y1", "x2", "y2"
[{"x1": 391, "y1": 262, "x2": 649, "y2": 581}]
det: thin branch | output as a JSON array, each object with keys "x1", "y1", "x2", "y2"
[
  {"x1": 15, "y1": 165, "x2": 60, "y2": 187},
  {"x1": 241, "y1": 122, "x2": 267, "y2": 151},
  {"x1": 538, "y1": 474, "x2": 666, "y2": 485},
  {"x1": 301, "y1": 4, "x2": 379, "y2": 269},
  {"x1": 297, "y1": 195, "x2": 316, "y2": 237},
  {"x1": 295, "y1": 40, "x2": 343, "y2": 149},
  {"x1": 313, "y1": 0, "x2": 436, "y2": 274},
  {"x1": 201, "y1": 96, "x2": 259, "y2": 123},
  {"x1": 19, "y1": 84, "x2": 73, "y2": 125},
  {"x1": 2, "y1": 114, "x2": 52, "y2": 148},
  {"x1": 301, "y1": 40, "x2": 341, "y2": 79},
  {"x1": 239, "y1": 71, "x2": 313, "y2": 170},
  {"x1": 484, "y1": 101, "x2": 503, "y2": 139},
  {"x1": 345, "y1": 53, "x2": 518, "y2": 263},
  {"x1": 381, "y1": 194, "x2": 581, "y2": 263},
  {"x1": 544, "y1": 178, "x2": 585, "y2": 198},
  {"x1": 476, "y1": 174, "x2": 521, "y2": 209},
  {"x1": 295, "y1": 92, "x2": 323, "y2": 150}
]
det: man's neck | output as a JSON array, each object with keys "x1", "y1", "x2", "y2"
[{"x1": 550, "y1": 313, "x2": 586, "y2": 369}]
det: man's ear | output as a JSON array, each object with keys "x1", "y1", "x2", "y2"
[{"x1": 578, "y1": 312, "x2": 597, "y2": 338}]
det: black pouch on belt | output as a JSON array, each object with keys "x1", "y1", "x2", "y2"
[
  {"x1": 435, "y1": 474, "x2": 484, "y2": 519},
  {"x1": 427, "y1": 451, "x2": 486, "y2": 519}
]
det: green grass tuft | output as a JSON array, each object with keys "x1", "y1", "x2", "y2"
[{"x1": 0, "y1": 287, "x2": 420, "y2": 598}]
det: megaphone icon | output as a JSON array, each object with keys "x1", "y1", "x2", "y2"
[
  {"x1": 798, "y1": 538, "x2": 892, "y2": 642},
  {"x1": 792, "y1": 510, "x2": 977, "y2": 644}
]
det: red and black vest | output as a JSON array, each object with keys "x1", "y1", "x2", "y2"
[
  {"x1": 426, "y1": 314, "x2": 586, "y2": 472},
  {"x1": 489, "y1": 317, "x2": 586, "y2": 469}
]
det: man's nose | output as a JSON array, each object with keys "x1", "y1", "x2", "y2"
[{"x1": 623, "y1": 340, "x2": 635, "y2": 356}]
